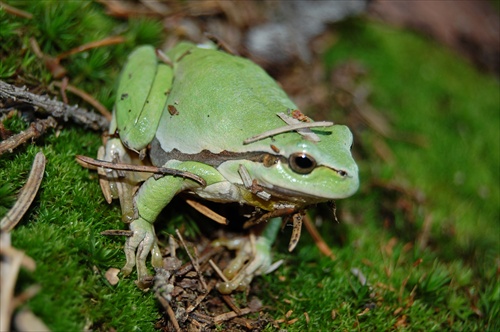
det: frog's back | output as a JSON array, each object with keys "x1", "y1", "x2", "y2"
[{"x1": 155, "y1": 44, "x2": 297, "y2": 155}]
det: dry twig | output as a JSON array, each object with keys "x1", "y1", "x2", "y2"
[
  {"x1": 0, "y1": 117, "x2": 57, "y2": 155},
  {"x1": 213, "y1": 307, "x2": 255, "y2": 324},
  {"x1": 186, "y1": 279, "x2": 216, "y2": 313},
  {"x1": 175, "y1": 229, "x2": 208, "y2": 291},
  {"x1": 0, "y1": 1, "x2": 33, "y2": 19},
  {"x1": 156, "y1": 295, "x2": 181, "y2": 332},
  {"x1": 0, "y1": 152, "x2": 46, "y2": 232},
  {"x1": 76, "y1": 155, "x2": 206, "y2": 186},
  {"x1": 303, "y1": 214, "x2": 336, "y2": 259},
  {"x1": 185, "y1": 199, "x2": 228, "y2": 225},
  {"x1": 52, "y1": 81, "x2": 112, "y2": 121},
  {"x1": 0, "y1": 234, "x2": 40, "y2": 332},
  {"x1": 56, "y1": 36, "x2": 125, "y2": 61},
  {"x1": 0, "y1": 80, "x2": 109, "y2": 131}
]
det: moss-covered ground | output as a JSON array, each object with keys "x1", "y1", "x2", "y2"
[{"x1": 1, "y1": 2, "x2": 498, "y2": 331}]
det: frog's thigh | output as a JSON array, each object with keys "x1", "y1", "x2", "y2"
[
  {"x1": 134, "y1": 174, "x2": 184, "y2": 222},
  {"x1": 123, "y1": 174, "x2": 184, "y2": 277}
]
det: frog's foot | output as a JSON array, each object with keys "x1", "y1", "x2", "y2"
[
  {"x1": 213, "y1": 231, "x2": 282, "y2": 294},
  {"x1": 122, "y1": 217, "x2": 163, "y2": 283}
]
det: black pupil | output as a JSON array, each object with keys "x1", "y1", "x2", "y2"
[{"x1": 295, "y1": 155, "x2": 313, "y2": 170}]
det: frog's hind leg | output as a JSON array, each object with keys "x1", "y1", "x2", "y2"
[
  {"x1": 121, "y1": 173, "x2": 184, "y2": 282},
  {"x1": 100, "y1": 137, "x2": 170, "y2": 284},
  {"x1": 213, "y1": 217, "x2": 282, "y2": 294}
]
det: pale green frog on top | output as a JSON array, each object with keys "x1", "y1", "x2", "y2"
[{"x1": 96, "y1": 42, "x2": 358, "y2": 293}]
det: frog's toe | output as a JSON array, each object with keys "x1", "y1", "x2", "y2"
[
  {"x1": 216, "y1": 234, "x2": 274, "y2": 294},
  {"x1": 122, "y1": 218, "x2": 160, "y2": 281}
]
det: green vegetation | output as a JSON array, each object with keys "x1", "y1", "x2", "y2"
[
  {"x1": 261, "y1": 20, "x2": 499, "y2": 331},
  {"x1": 1, "y1": 2, "x2": 498, "y2": 331}
]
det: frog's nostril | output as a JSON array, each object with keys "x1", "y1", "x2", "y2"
[{"x1": 337, "y1": 170, "x2": 348, "y2": 177}]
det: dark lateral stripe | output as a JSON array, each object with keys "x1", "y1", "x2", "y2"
[{"x1": 150, "y1": 137, "x2": 280, "y2": 167}]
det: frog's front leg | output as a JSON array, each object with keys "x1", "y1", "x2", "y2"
[
  {"x1": 214, "y1": 217, "x2": 282, "y2": 294},
  {"x1": 121, "y1": 173, "x2": 184, "y2": 281}
]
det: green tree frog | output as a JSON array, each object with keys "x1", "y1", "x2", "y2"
[{"x1": 95, "y1": 42, "x2": 359, "y2": 293}]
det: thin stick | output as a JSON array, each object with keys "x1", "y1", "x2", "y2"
[
  {"x1": 213, "y1": 307, "x2": 254, "y2": 324},
  {"x1": 417, "y1": 213, "x2": 433, "y2": 251},
  {"x1": 53, "y1": 81, "x2": 112, "y2": 121},
  {"x1": 0, "y1": 247, "x2": 24, "y2": 331},
  {"x1": 277, "y1": 112, "x2": 320, "y2": 142},
  {"x1": 175, "y1": 229, "x2": 208, "y2": 291},
  {"x1": 222, "y1": 295, "x2": 242, "y2": 315},
  {"x1": 186, "y1": 279, "x2": 216, "y2": 313},
  {"x1": 185, "y1": 199, "x2": 228, "y2": 225},
  {"x1": 303, "y1": 214, "x2": 335, "y2": 259},
  {"x1": 0, "y1": 1, "x2": 33, "y2": 19},
  {"x1": 10, "y1": 284, "x2": 41, "y2": 309},
  {"x1": 0, "y1": 80, "x2": 109, "y2": 131},
  {"x1": 243, "y1": 207, "x2": 295, "y2": 229},
  {"x1": 1, "y1": 152, "x2": 46, "y2": 232},
  {"x1": 56, "y1": 36, "x2": 125, "y2": 61},
  {"x1": 76, "y1": 155, "x2": 206, "y2": 186},
  {"x1": 243, "y1": 121, "x2": 333, "y2": 145},
  {"x1": 190, "y1": 311, "x2": 214, "y2": 324},
  {"x1": 176, "y1": 246, "x2": 223, "y2": 276},
  {"x1": 208, "y1": 259, "x2": 229, "y2": 283},
  {"x1": 156, "y1": 295, "x2": 181, "y2": 332},
  {"x1": 0, "y1": 245, "x2": 36, "y2": 272},
  {"x1": 0, "y1": 118, "x2": 57, "y2": 155}
]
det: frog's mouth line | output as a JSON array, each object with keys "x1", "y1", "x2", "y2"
[{"x1": 258, "y1": 183, "x2": 331, "y2": 205}]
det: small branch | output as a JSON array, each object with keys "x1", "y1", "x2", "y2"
[
  {"x1": 52, "y1": 81, "x2": 112, "y2": 121},
  {"x1": 0, "y1": 245, "x2": 37, "y2": 272},
  {"x1": 0, "y1": 117, "x2": 57, "y2": 155},
  {"x1": 208, "y1": 259, "x2": 229, "y2": 283},
  {"x1": 185, "y1": 199, "x2": 228, "y2": 225},
  {"x1": 1, "y1": 152, "x2": 46, "y2": 232},
  {"x1": 175, "y1": 229, "x2": 208, "y2": 291},
  {"x1": 243, "y1": 207, "x2": 295, "y2": 229},
  {"x1": 175, "y1": 246, "x2": 223, "y2": 276},
  {"x1": 277, "y1": 112, "x2": 321, "y2": 142},
  {"x1": 0, "y1": 245, "x2": 24, "y2": 332},
  {"x1": 213, "y1": 307, "x2": 255, "y2": 324},
  {"x1": 0, "y1": 80, "x2": 109, "y2": 131},
  {"x1": 222, "y1": 295, "x2": 242, "y2": 315},
  {"x1": 76, "y1": 155, "x2": 206, "y2": 186},
  {"x1": 56, "y1": 36, "x2": 125, "y2": 61},
  {"x1": 243, "y1": 121, "x2": 333, "y2": 145},
  {"x1": 186, "y1": 279, "x2": 216, "y2": 313},
  {"x1": 0, "y1": 1, "x2": 33, "y2": 19},
  {"x1": 155, "y1": 295, "x2": 181, "y2": 332},
  {"x1": 10, "y1": 284, "x2": 41, "y2": 309},
  {"x1": 303, "y1": 214, "x2": 336, "y2": 259}
]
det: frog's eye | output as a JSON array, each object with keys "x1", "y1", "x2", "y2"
[{"x1": 288, "y1": 152, "x2": 317, "y2": 174}]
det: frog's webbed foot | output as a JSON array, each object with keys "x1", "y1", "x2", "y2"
[
  {"x1": 213, "y1": 218, "x2": 282, "y2": 294},
  {"x1": 122, "y1": 217, "x2": 163, "y2": 283}
]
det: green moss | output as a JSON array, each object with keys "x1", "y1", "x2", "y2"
[
  {"x1": 325, "y1": 19, "x2": 499, "y2": 255},
  {"x1": 2, "y1": 4, "x2": 498, "y2": 331},
  {"x1": 1, "y1": 2, "x2": 163, "y2": 329}
]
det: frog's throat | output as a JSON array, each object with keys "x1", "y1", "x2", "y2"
[{"x1": 150, "y1": 140, "x2": 284, "y2": 168}]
